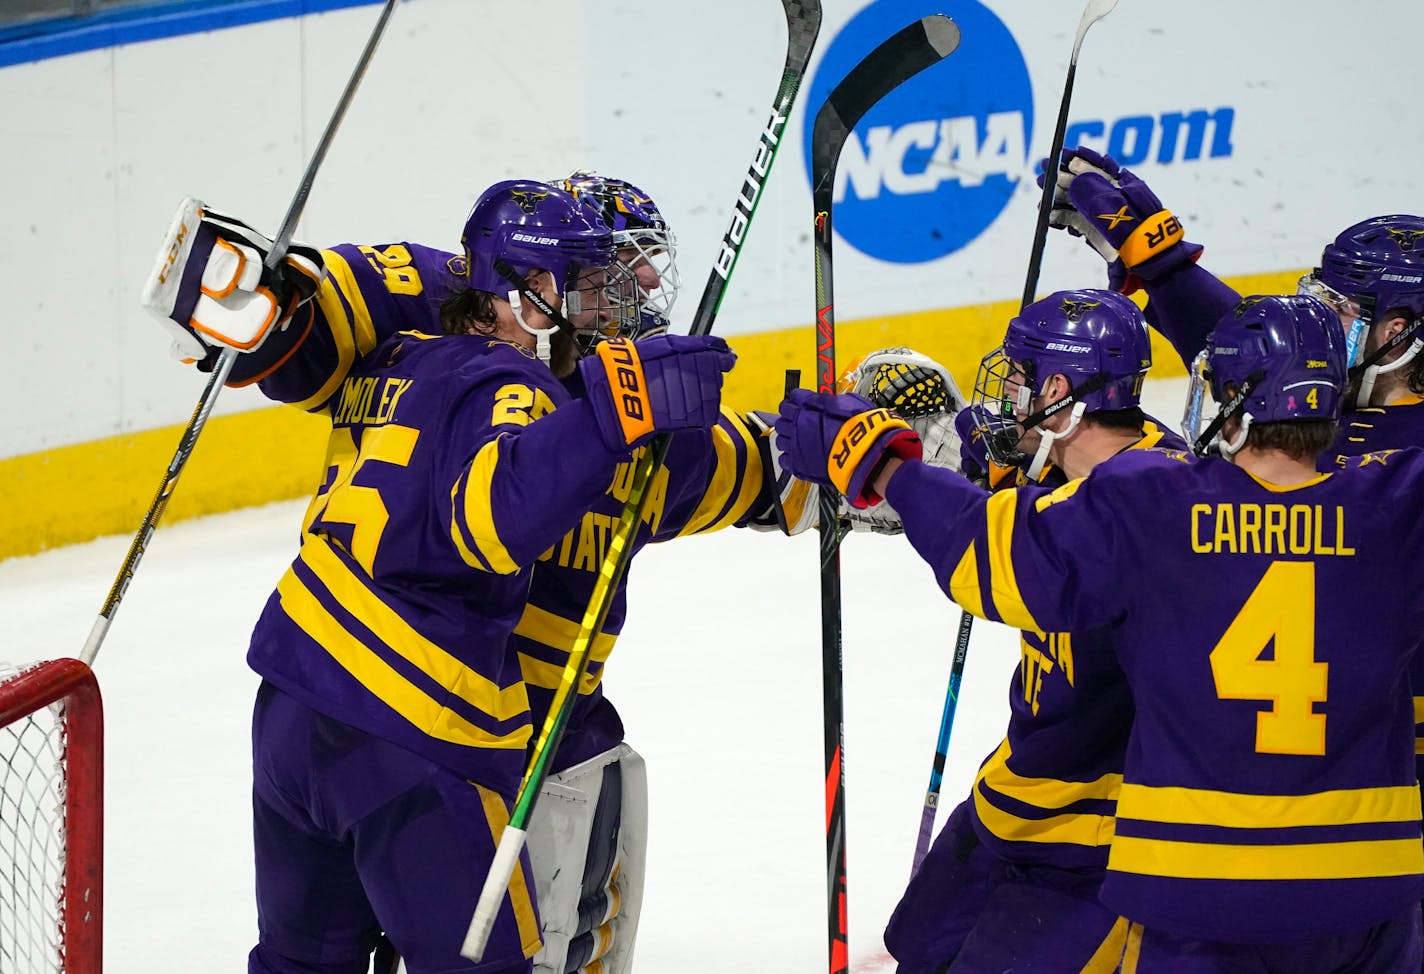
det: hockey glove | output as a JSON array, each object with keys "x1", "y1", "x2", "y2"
[
  {"x1": 580, "y1": 333, "x2": 736, "y2": 454},
  {"x1": 838, "y1": 347, "x2": 966, "y2": 532},
  {"x1": 773, "y1": 389, "x2": 922, "y2": 509},
  {"x1": 140, "y1": 197, "x2": 324, "y2": 366},
  {"x1": 1038, "y1": 147, "x2": 1202, "y2": 295}
]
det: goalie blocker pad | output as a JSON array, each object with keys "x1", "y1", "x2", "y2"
[
  {"x1": 140, "y1": 196, "x2": 324, "y2": 361},
  {"x1": 526, "y1": 743, "x2": 648, "y2": 974}
]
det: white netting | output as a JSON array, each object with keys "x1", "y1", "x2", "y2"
[{"x1": 0, "y1": 663, "x2": 68, "y2": 974}]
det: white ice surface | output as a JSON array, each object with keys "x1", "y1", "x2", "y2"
[{"x1": 0, "y1": 378, "x2": 1185, "y2": 973}]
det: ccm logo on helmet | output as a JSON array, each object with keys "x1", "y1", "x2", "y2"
[{"x1": 511, "y1": 233, "x2": 560, "y2": 246}]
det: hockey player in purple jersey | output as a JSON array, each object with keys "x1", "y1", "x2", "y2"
[
  {"x1": 777, "y1": 293, "x2": 1424, "y2": 969},
  {"x1": 142, "y1": 180, "x2": 735, "y2": 974},
  {"x1": 1046, "y1": 150, "x2": 1424, "y2": 957},
  {"x1": 884, "y1": 290, "x2": 1187, "y2": 972}
]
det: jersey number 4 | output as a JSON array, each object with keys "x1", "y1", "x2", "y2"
[{"x1": 1209, "y1": 561, "x2": 1328, "y2": 756}]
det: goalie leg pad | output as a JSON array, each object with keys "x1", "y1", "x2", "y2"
[{"x1": 527, "y1": 743, "x2": 648, "y2": 974}]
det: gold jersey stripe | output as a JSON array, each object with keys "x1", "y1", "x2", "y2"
[
  {"x1": 475, "y1": 784, "x2": 543, "y2": 958},
  {"x1": 294, "y1": 274, "x2": 357, "y2": 412},
  {"x1": 948, "y1": 540, "x2": 985, "y2": 617},
  {"x1": 298, "y1": 535, "x2": 529, "y2": 724},
  {"x1": 1110, "y1": 834, "x2": 1424, "y2": 881},
  {"x1": 276, "y1": 562, "x2": 527, "y2": 751},
  {"x1": 978, "y1": 739, "x2": 1124, "y2": 806},
  {"x1": 1118, "y1": 782, "x2": 1421, "y2": 830},
  {"x1": 1081, "y1": 916, "x2": 1132, "y2": 974},
  {"x1": 973, "y1": 782, "x2": 1116, "y2": 849},
  {"x1": 450, "y1": 437, "x2": 520, "y2": 575},
  {"x1": 981, "y1": 489, "x2": 1041, "y2": 632}
]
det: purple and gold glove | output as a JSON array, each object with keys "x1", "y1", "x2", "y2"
[
  {"x1": 773, "y1": 388, "x2": 922, "y2": 508},
  {"x1": 1037, "y1": 147, "x2": 1203, "y2": 295},
  {"x1": 580, "y1": 333, "x2": 736, "y2": 453}
]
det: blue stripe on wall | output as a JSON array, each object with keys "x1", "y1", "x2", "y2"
[{"x1": 0, "y1": 0, "x2": 386, "y2": 69}]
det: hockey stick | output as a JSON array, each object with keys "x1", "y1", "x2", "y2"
[
  {"x1": 459, "y1": 0, "x2": 824, "y2": 960},
  {"x1": 909, "y1": 0, "x2": 1121, "y2": 877},
  {"x1": 1020, "y1": 0, "x2": 1120, "y2": 308},
  {"x1": 809, "y1": 16, "x2": 961, "y2": 972},
  {"x1": 80, "y1": 0, "x2": 400, "y2": 667}
]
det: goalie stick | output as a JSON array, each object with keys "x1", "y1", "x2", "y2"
[
  {"x1": 910, "y1": 0, "x2": 1122, "y2": 877},
  {"x1": 809, "y1": 15, "x2": 961, "y2": 972},
  {"x1": 458, "y1": 0, "x2": 824, "y2": 960},
  {"x1": 80, "y1": 0, "x2": 401, "y2": 667}
]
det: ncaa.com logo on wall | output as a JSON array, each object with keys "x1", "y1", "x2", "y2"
[
  {"x1": 803, "y1": 1, "x2": 1238, "y2": 266},
  {"x1": 802, "y1": 0, "x2": 1033, "y2": 265}
]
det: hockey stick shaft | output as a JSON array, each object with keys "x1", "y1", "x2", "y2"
[
  {"x1": 910, "y1": 0, "x2": 1120, "y2": 873},
  {"x1": 809, "y1": 17, "x2": 961, "y2": 972},
  {"x1": 459, "y1": 0, "x2": 823, "y2": 960},
  {"x1": 910, "y1": 609, "x2": 971, "y2": 873},
  {"x1": 81, "y1": 0, "x2": 400, "y2": 667},
  {"x1": 1020, "y1": 0, "x2": 1119, "y2": 309}
]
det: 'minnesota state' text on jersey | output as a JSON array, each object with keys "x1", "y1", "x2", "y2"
[{"x1": 885, "y1": 446, "x2": 1424, "y2": 943}]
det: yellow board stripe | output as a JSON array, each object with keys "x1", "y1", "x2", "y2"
[
  {"x1": 0, "y1": 266, "x2": 1306, "y2": 564},
  {"x1": 451, "y1": 438, "x2": 520, "y2": 575},
  {"x1": 1109, "y1": 834, "x2": 1424, "y2": 881},
  {"x1": 298, "y1": 535, "x2": 529, "y2": 726},
  {"x1": 1118, "y1": 782, "x2": 1421, "y2": 830},
  {"x1": 475, "y1": 784, "x2": 543, "y2": 958}
]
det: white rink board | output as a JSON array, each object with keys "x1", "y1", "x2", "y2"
[{"x1": 2, "y1": 0, "x2": 1418, "y2": 457}]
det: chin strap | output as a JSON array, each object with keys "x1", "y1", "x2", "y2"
[
  {"x1": 1352, "y1": 317, "x2": 1424, "y2": 408},
  {"x1": 1026, "y1": 401, "x2": 1086, "y2": 481},
  {"x1": 495, "y1": 258, "x2": 577, "y2": 364},
  {"x1": 1192, "y1": 370, "x2": 1263, "y2": 458},
  {"x1": 1218, "y1": 411, "x2": 1254, "y2": 457}
]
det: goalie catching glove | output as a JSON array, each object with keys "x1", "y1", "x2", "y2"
[
  {"x1": 140, "y1": 196, "x2": 324, "y2": 365},
  {"x1": 1040, "y1": 147, "x2": 1202, "y2": 295},
  {"x1": 748, "y1": 347, "x2": 966, "y2": 535}
]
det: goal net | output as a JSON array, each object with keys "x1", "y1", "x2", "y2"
[{"x1": 0, "y1": 660, "x2": 102, "y2": 974}]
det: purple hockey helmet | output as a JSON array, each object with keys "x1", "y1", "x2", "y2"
[
  {"x1": 972, "y1": 289, "x2": 1152, "y2": 465},
  {"x1": 460, "y1": 179, "x2": 641, "y2": 352},
  {"x1": 557, "y1": 171, "x2": 681, "y2": 337},
  {"x1": 1185, "y1": 294, "x2": 1347, "y2": 455},
  {"x1": 1298, "y1": 215, "x2": 1424, "y2": 374},
  {"x1": 1207, "y1": 294, "x2": 1347, "y2": 419}
]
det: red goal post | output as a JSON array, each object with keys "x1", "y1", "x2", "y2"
[{"x1": 0, "y1": 659, "x2": 102, "y2": 974}]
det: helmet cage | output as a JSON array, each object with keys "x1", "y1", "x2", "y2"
[{"x1": 970, "y1": 345, "x2": 1111, "y2": 466}]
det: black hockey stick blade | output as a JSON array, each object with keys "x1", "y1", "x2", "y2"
[{"x1": 810, "y1": 15, "x2": 962, "y2": 200}]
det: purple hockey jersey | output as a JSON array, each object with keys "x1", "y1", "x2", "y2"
[
  {"x1": 970, "y1": 420, "x2": 1186, "y2": 871},
  {"x1": 887, "y1": 446, "x2": 1424, "y2": 943},
  {"x1": 240, "y1": 241, "x2": 764, "y2": 786},
  {"x1": 1147, "y1": 264, "x2": 1424, "y2": 798}
]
